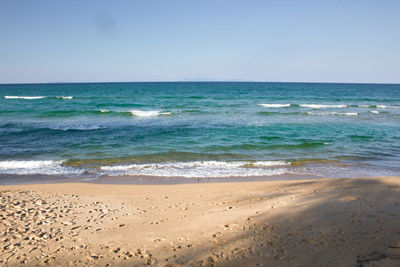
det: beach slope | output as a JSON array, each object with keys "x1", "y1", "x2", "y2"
[{"x1": 1, "y1": 177, "x2": 399, "y2": 266}]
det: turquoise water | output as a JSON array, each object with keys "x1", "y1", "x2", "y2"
[{"x1": 0, "y1": 82, "x2": 399, "y2": 181}]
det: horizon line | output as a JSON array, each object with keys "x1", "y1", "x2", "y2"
[{"x1": 1, "y1": 80, "x2": 400, "y2": 85}]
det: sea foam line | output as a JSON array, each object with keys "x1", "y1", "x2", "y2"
[
  {"x1": 0, "y1": 160, "x2": 290, "y2": 177},
  {"x1": 259, "y1": 104, "x2": 348, "y2": 109},
  {"x1": 0, "y1": 160, "x2": 85, "y2": 176},
  {"x1": 56, "y1": 96, "x2": 73, "y2": 99},
  {"x1": 4, "y1": 96, "x2": 46, "y2": 99},
  {"x1": 374, "y1": 105, "x2": 400, "y2": 109},
  {"x1": 129, "y1": 110, "x2": 171, "y2": 116},
  {"x1": 259, "y1": 103, "x2": 400, "y2": 109},
  {"x1": 97, "y1": 109, "x2": 172, "y2": 116},
  {"x1": 100, "y1": 160, "x2": 289, "y2": 178},
  {"x1": 307, "y1": 112, "x2": 358, "y2": 116},
  {"x1": 259, "y1": 104, "x2": 291, "y2": 108},
  {"x1": 357, "y1": 104, "x2": 399, "y2": 109},
  {"x1": 300, "y1": 104, "x2": 347, "y2": 109}
]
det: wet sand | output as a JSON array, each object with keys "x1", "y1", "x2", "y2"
[{"x1": 1, "y1": 177, "x2": 400, "y2": 266}]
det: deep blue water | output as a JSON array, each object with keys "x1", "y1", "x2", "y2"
[{"x1": 0, "y1": 82, "x2": 399, "y2": 180}]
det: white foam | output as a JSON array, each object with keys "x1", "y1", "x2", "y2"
[
  {"x1": 49, "y1": 125, "x2": 102, "y2": 131},
  {"x1": 259, "y1": 104, "x2": 291, "y2": 108},
  {"x1": 56, "y1": 96, "x2": 73, "y2": 99},
  {"x1": 0, "y1": 160, "x2": 84, "y2": 176},
  {"x1": 378, "y1": 105, "x2": 400, "y2": 109},
  {"x1": 100, "y1": 110, "x2": 110, "y2": 113},
  {"x1": 129, "y1": 110, "x2": 171, "y2": 116},
  {"x1": 100, "y1": 160, "x2": 289, "y2": 178},
  {"x1": 370, "y1": 110, "x2": 379, "y2": 114},
  {"x1": 307, "y1": 112, "x2": 358, "y2": 116},
  {"x1": 300, "y1": 104, "x2": 347, "y2": 109},
  {"x1": 4, "y1": 96, "x2": 46, "y2": 99},
  {"x1": 338, "y1": 112, "x2": 357, "y2": 116},
  {"x1": 359, "y1": 104, "x2": 400, "y2": 109}
]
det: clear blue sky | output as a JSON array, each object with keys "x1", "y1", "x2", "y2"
[{"x1": 0, "y1": 0, "x2": 399, "y2": 83}]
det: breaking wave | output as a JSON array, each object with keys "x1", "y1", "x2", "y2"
[
  {"x1": 4, "y1": 96, "x2": 46, "y2": 100},
  {"x1": 0, "y1": 160, "x2": 85, "y2": 176},
  {"x1": 258, "y1": 104, "x2": 291, "y2": 108},
  {"x1": 100, "y1": 160, "x2": 289, "y2": 177},
  {"x1": 300, "y1": 104, "x2": 347, "y2": 109},
  {"x1": 307, "y1": 112, "x2": 358, "y2": 116},
  {"x1": 129, "y1": 110, "x2": 172, "y2": 116}
]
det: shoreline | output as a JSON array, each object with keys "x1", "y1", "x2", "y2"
[
  {"x1": 0, "y1": 172, "x2": 381, "y2": 186},
  {"x1": 1, "y1": 176, "x2": 399, "y2": 266}
]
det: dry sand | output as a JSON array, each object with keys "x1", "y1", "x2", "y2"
[{"x1": 1, "y1": 177, "x2": 400, "y2": 266}]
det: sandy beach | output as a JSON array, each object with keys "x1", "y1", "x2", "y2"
[{"x1": 1, "y1": 177, "x2": 400, "y2": 266}]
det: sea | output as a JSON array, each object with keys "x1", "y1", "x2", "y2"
[{"x1": 0, "y1": 82, "x2": 399, "y2": 184}]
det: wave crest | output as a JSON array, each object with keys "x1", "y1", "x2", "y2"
[
  {"x1": 100, "y1": 160, "x2": 289, "y2": 177},
  {"x1": 300, "y1": 104, "x2": 347, "y2": 109},
  {"x1": 4, "y1": 96, "x2": 46, "y2": 99},
  {"x1": 259, "y1": 104, "x2": 291, "y2": 108},
  {"x1": 0, "y1": 160, "x2": 85, "y2": 176},
  {"x1": 307, "y1": 112, "x2": 358, "y2": 116},
  {"x1": 129, "y1": 110, "x2": 171, "y2": 116}
]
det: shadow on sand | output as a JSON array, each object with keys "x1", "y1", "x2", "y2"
[{"x1": 164, "y1": 178, "x2": 400, "y2": 266}]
